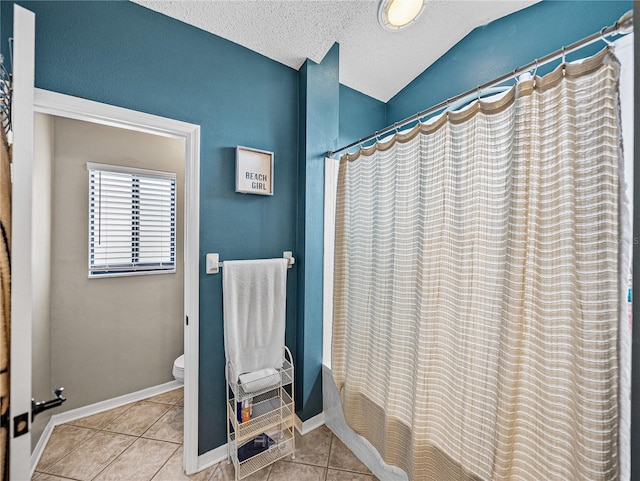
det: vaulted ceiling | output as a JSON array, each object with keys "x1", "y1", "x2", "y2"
[{"x1": 133, "y1": 0, "x2": 539, "y2": 102}]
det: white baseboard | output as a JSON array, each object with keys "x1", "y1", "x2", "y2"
[
  {"x1": 295, "y1": 412, "x2": 325, "y2": 435},
  {"x1": 30, "y1": 421, "x2": 56, "y2": 478},
  {"x1": 196, "y1": 442, "x2": 229, "y2": 473},
  {"x1": 31, "y1": 381, "x2": 325, "y2": 478},
  {"x1": 194, "y1": 412, "x2": 326, "y2": 474},
  {"x1": 49, "y1": 380, "x2": 183, "y2": 427},
  {"x1": 30, "y1": 380, "x2": 183, "y2": 476}
]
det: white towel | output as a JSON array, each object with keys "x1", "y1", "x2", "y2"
[
  {"x1": 223, "y1": 258, "x2": 288, "y2": 378},
  {"x1": 239, "y1": 368, "x2": 281, "y2": 393}
]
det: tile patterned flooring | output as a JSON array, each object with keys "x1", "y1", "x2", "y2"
[{"x1": 32, "y1": 387, "x2": 379, "y2": 481}]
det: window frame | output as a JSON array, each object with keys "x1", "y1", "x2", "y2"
[{"x1": 87, "y1": 162, "x2": 177, "y2": 278}]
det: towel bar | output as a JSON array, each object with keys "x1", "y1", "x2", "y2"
[{"x1": 205, "y1": 252, "x2": 295, "y2": 275}]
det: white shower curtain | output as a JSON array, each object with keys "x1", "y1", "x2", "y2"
[{"x1": 332, "y1": 48, "x2": 625, "y2": 481}]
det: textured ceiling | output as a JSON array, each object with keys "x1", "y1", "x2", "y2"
[{"x1": 133, "y1": 0, "x2": 539, "y2": 102}]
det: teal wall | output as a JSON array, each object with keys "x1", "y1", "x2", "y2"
[
  {"x1": 386, "y1": 0, "x2": 633, "y2": 124},
  {"x1": 297, "y1": 44, "x2": 340, "y2": 421},
  {"x1": 339, "y1": 85, "x2": 386, "y2": 151},
  {"x1": 2, "y1": 1, "x2": 299, "y2": 454}
]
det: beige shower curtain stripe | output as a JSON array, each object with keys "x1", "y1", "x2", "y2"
[
  {"x1": 333, "y1": 48, "x2": 621, "y2": 481},
  {"x1": 0, "y1": 127, "x2": 11, "y2": 481}
]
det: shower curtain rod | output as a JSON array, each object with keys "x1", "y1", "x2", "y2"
[{"x1": 327, "y1": 12, "x2": 633, "y2": 159}]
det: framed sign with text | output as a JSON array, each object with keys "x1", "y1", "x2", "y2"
[{"x1": 235, "y1": 146, "x2": 274, "y2": 196}]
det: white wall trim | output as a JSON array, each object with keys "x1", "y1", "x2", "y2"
[
  {"x1": 31, "y1": 390, "x2": 323, "y2": 478},
  {"x1": 30, "y1": 381, "x2": 183, "y2": 478},
  {"x1": 295, "y1": 412, "x2": 326, "y2": 436},
  {"x1": 197, "y1": 443, "x2": 230, "y2": 472},
  {"x1": 33, "y1": 88, "x2": 201, "y2": 475},
  {"x1": 183, "y1": 114, "x2": 201, "y2": 476},
  {"x1": 193, "y1": 413, "x2": 327, "y2": 473},
  {"x1": 33, "y1": 89, "x2": 197, "y2": 140},
  {"x1": 30, "y1": 422, "x2": 54, "y2": 478},
  {"x1": 49, "y1": 381, "x2": 182, "y2": 427}
]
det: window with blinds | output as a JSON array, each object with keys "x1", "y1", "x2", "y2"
[{"x1": 87, "y1": 162, "x2": 176, "y2": 277}]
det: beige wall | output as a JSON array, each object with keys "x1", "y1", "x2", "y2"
[
  {"x1": 32, "y1": 113, "x2": 54, "y2": 449},
  {"x1": 50, "y1": 117, "x2": 185, "y2": 412}
]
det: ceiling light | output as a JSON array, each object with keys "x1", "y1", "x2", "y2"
[{"x1": 378, "y1": 0, "x2": 425, "y2": 31}]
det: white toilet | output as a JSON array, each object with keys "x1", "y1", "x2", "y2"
[{"x1": 173, "y1": 354, "x2": 184, "y2": 383}]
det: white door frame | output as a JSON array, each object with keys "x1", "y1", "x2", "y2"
[{"x1": 32, "y1": 89, "x2": 201, "y2": 474}]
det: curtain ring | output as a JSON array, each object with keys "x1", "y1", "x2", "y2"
[
  {"x1": 445, "y1": 97, "x2": 453, "y2": 117},
  {"x1": 601, "y1": 27, "x2": 614, "y2": 47},
  {"x1": 476, "y1": 86, "x2": 481, "y2": 101}
]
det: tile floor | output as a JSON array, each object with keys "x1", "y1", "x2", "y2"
[{"x1": 32, "y1": 387, "x2": 379, "y2": 481}]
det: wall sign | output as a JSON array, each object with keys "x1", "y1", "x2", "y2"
[{"x1": 235, "y1": 146, "x2": 274, "y2": 196}]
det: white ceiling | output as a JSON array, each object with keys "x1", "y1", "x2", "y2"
[{"x1": 133, "y1": 0, "x2": 539, "y2": 102}]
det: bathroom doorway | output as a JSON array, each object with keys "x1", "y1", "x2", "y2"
[
  {"x1": 23, "y1": 89, "x2": 200, "y2": 475},
  {"x1": 32, "y1": 112, "x2": 184, "y2": 433}
]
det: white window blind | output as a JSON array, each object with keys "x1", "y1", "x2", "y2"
[{"x1": 87, "y1": 162, "x2": 176, "y2": 277}]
